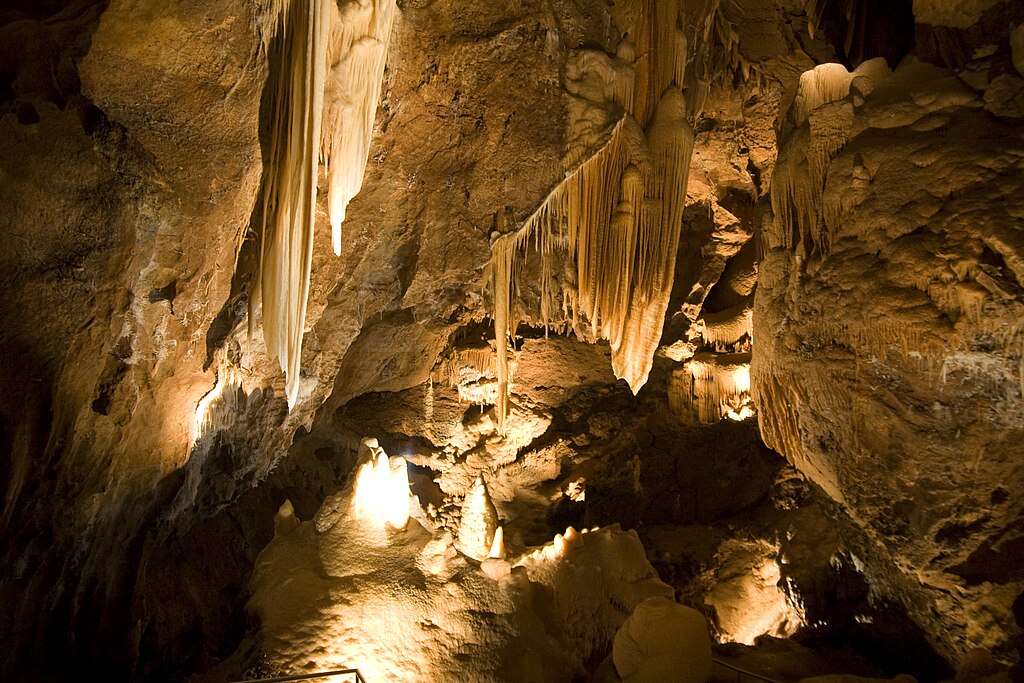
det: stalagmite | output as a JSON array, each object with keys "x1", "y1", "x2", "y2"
[
  {"x1": 487, "y1": 0, "x2": 694, "y2": 431},
  {"x1": 255, "y1": 0, "x2": 397, "y2": 409},
  {"x1": 456, "y1": 475, "x2": 499, "y2": 561},
  {"x1": 487, "y1": 525, "x2": 506, "y2": 560},
  {"x1": 613, "y1": 597, "x2": 712, "y2": 683},
  {"x1": 352, "y1": 440, "x2": 411, "y2": 530}
]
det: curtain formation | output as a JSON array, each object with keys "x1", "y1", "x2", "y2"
[{"x1": 488, "y1": 0, "x2": 696, "y2": 432}]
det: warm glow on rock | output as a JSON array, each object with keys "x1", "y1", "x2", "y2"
[
  {"x1": 669, "y1": 352, "x2": 753, "y2": 423},
  {"x1": 726, "y1": 405, "x2": 755, "y2": 421},
  {"x1": 352, "y1": 445, "x2": 411, "y2": 531},
  {"x1": 191, "y1": 368, "x2": 241, "y2": 446}
]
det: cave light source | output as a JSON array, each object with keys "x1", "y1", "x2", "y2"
[{"x1": 352, "y1": 445, "x2": 411, "y2": 530}]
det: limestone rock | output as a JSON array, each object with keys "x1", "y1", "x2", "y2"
[
  {"x1": 613, "y1": 596, "x2": 713, "y2": 683},
  {"x1": 754, "y1": 56, "x2": 1024, "y2": 663}
]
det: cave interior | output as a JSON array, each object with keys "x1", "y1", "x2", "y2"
[{"x1": 1, "y1": 0, "x2": 1023, "y2": 681}]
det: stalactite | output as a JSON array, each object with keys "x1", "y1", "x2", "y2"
[
  {"x1": 255, "y1": 0, "x2": 332, "y2": 409},
  {"x1": 491, "y1": 233, "x2": 518, "y2": 431},
  {"x1": 191, "y1": 367, "x2": 244, "y2": 445},
  {"x1": 612, "y1": 89, "x2": 695, "y2": 389},
  {"x1": 487, "y1": 0, "x2": 694, "y2": 431},
  {"x1": 668, "y1": 352, "x2": 751, "y2": 423},
  {"x1": 322, "y1": 0, "x2": 398, "y2": 255},
  {"x1": 772, "y1": 59, "x2": 890, "y2": 258},
  {"x1": 433, "y1": 346, "x2": 495, "y2": 388},
  {"x1": 699, "y1": 299, "x2": 754, "y2": 350},
  {"x1": 254, "y1": 0, "x2": 396, "y2": 408},
  {"x1": 806, "y1": 101, "x2": 854, "y2": 253}
]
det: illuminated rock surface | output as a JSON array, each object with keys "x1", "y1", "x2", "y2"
[
  {"x1": 243, "y1": 445, "x2": 672, "y2": 682},
  {"x1": 0, "y1": 0, "x2": 1021, "y2": 681}
]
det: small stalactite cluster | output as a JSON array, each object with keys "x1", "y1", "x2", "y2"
[
  {"x1": 253, "y1": 0, "x2": 397, "y2": 408},
  {"x1": 668, "y1": 352, "x2": 752, "y2": 423},
  {"x1": 699, "y1": 299, "x2": 753, "y2": 351},
  {"x1": 488, "y1": 0, "x2": 696, "y2": 432},
  {"x1": 769, "y1": 58, "x2": 890, "y2": 260},
  {"x1": 431, "y1": 344, "x2": 500, "y2": 405}
]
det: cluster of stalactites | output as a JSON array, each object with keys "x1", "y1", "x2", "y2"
[
  {"x1": 699, "y1": 299, "x2": 754, "y2": 351},
  {"x1": 488, "y1": 0, "x2": 695, "y2": 433},
  {"x1": 254, "y1": 0, "x2": 396, "y2": 408},
  {"x1": 770, "y1": 58, "x2": 891, "y2": 259},
  {"x1": 191, "y1": 367, "x2": 244, "y2": 445},
  {"x1": 668, "y1": 352, "x2": 753, "y2": 423}
]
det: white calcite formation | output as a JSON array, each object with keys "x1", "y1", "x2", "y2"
[
  {"x1": 351, "y1": 438, "x2": 412, "y2": 531},
  {"x1": 772, "y1": 58, "x2": 892, "y2": 260},
  {"x1": 254, "y1": 0, "x2": 396, "y2": 408},
  {"x1": 246, "y1": 466, "x2": 674, "y2": 682},
  {"x1": 454, "y1": 475, "x2": 499, "y2": 561},
  {"x1": 190, "y1": 366, "x2": 244, "y2": 445}
]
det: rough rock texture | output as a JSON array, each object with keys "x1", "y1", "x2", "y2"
[
  {"x1": 2, "y1": 0, "x2": 1023, "y2": 680},
  {"x1": 239, "y1": 460, "x2": 672, "y2": 683},
  {"x1": 0, "y1": 0, "x2": 575, "y2": 678},
  {"x1": 755, "y1": 45, "x2": 1024, "y2": 669},
  {"x1": 1, "y1": 1, "x2": 270, "y2": 678}
]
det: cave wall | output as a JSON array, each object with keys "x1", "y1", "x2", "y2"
[
  {"x1": 0, "y1": 0, "x2": 640, "y2": 679},
  {"x1": 754, "y1": 3, "x2": 1024, "y2": 665},
  {"x1": 0, "y1": 0, "x2": 1022, "y2": 680}
]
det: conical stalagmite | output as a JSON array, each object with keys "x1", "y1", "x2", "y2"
[{"x1": 456, "y1": 476, "x2": 499, "y2": 561}]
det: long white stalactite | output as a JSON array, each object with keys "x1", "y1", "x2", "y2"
[
  {"x1": 255, "y1": 0, "x2": 397, "y2": 408},
  {"x1": 257, "y1": 0, "x2": 332, "y2": 409}
]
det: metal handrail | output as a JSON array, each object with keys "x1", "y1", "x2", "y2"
[
  {"x1": 228, "y1": 668, "x2": 366, "y2": 683},
  {"x1": 225, "y1": 657, "x2": 776, "y2": 683},
  {"x1": 712, "y1": 656, "x2": 784, "y2": 683}
]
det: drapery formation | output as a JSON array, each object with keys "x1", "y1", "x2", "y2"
[{"x1": 488, "y1": 0, "x2": 695, "y2": 431}]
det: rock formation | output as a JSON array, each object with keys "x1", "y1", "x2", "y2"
[{"x1": 0, "y1": 0, "x2": 1021, "y2": 681}]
